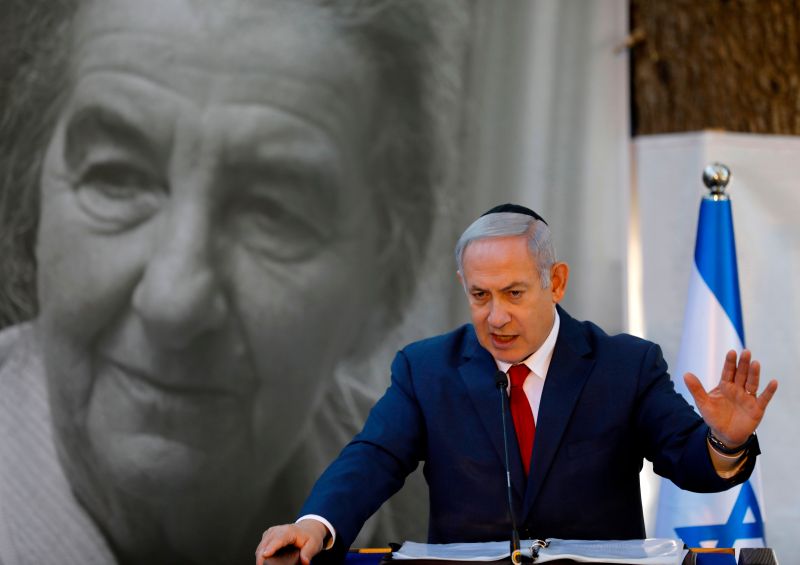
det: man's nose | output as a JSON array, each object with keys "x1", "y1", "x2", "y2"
[
  {"x1": 132, "y1": 206, "x2": 228, "y2": 349},
  {"x1": 487, "y1": 300, "x2": 511, "y2": 328}
]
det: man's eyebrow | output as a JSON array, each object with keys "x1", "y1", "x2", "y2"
[{"x1": 501, "y1": 282, "x2": 529, "y2": 292}]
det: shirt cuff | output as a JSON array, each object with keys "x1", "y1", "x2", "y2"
[
  {"x1": 706, "y1": 439, "x2": 748, "y2": 479},
  {"x1": 296, "y1": 515, "x2": 336, "y2": 550}
]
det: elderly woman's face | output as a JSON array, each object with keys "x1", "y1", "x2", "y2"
[{"x1": 36, "y1": 0, "x2": 379, "y2": 558}]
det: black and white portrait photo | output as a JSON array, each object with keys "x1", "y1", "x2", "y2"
[{"x1": 0, "y1": 1, "x2": 471, "y2": 562}]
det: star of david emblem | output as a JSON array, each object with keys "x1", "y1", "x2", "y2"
[{"x1": 675, "y1": 481, "x2": 765, "y2": 548}]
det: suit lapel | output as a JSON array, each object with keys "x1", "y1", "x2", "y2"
[
  {"x1": 522, "y1": 308, "x2": 595, "y2": 519},
  {"x1": 458, "y1": 328, "x2": 526, "y2": 500}
]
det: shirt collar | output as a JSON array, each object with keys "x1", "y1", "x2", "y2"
[{"x1": 495, "y1": 309, "x2": 560, "y2": 379}]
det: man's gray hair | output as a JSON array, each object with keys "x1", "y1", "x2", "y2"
[{"x1": 454, "y1": 212, "x2": 556, "y2": 288}]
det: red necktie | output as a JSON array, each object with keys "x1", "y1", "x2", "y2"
[{"x1": 508, "y1": 364, "x2": 535, "y2": 475}]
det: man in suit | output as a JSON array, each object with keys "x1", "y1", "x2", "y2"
[{"x1": 256, "y1": 204, "x2": 777, "y2": 565}]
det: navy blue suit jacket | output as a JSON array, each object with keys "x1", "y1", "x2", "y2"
[{"x1": 300, "y1": 307, "x2": 757, "y2": 553}]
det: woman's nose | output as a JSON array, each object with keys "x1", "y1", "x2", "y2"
[{"x1": 132, "y1": 205, "x2": 228, "y2": 349}]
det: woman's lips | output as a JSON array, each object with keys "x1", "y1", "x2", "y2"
[
  {"x1": 92, "y1": 356, "x2": 247, "y2": 448},
  {"x1": 95, "y1": 355, "x2": 246, "y2": 414}
]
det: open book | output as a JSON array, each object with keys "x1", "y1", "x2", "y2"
[{"x1": 392, "y1": 538, "x2": 684, "y2": 565}]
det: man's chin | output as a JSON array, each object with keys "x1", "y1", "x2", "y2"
[{"x1": 480, "y1": 336, "x2": 526, "y2": 364}]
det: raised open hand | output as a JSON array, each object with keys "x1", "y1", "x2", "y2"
[{"x1": 684, "y1": 349, "x2": 778, "y2": 449}]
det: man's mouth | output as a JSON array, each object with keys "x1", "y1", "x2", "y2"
[{"x1": 491, "y1": 334, "x2": 518, "y2": 347}]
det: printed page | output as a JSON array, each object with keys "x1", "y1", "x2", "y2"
[
  {"x1": 392, "y1": 540, "x2": 510, "y2": 561},
  {"x1": 535, "y1": 538, "x2": 683, "y2": 565}
]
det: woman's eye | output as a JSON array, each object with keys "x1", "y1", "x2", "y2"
[
  {"x1": 76, "y1": 162, "x2": 165, "y2": 228},
  {"x1": 230, "y1": 193, "x2": 332, "y2": 262},
  {"x1": 224, "y1": 164, "x2": 338, "y2": 263}
]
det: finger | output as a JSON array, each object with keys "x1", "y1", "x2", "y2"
[
  {"x1": 260, "y1": 529, "x2": 298, "y2": 559},
  {"x1": 733, "y1": 349, "x2": 751, "y2": 387},
  {"x1": 256, "y1": 533, "x2": 273, "y2": 564},
  {"x1": 299, "y1": 540, "x2": 322, "y2": 565},
  {"x1": 256, "y1": 538, "x2": 275, "y2": 565},
  {"x1": 261, "y1": 539, "x2": 294, "y2": 560},
  {"x1": 744, "y1": 359, "x2": 760, "y2": 396},
  {"x1": 756, "y1": 379, "x2": 778, "y2": 410},
  {"x1": 720, "y1": 350, "x2": 737, "y2": 383},
  {"x1": 684, "y1": 373, "x2": 708, "y2": 410},
  {"x1": 256, "y1": 540, "x2": 267, "y2": 565}
]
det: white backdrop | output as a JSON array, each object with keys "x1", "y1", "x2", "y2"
[{"x1": 634, "y1": 131, "x2": 800, "y2": 560}]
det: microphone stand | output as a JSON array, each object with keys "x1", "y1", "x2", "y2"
[{"x1": 495, "y1": 371, "x2": 530, "y2": 564}]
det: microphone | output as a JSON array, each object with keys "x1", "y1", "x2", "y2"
[{"x1": 494, "y1": 370, "x2": 531, "y2": 564}]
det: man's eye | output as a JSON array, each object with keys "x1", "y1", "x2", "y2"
[
  {"x1": 76, "y1": 162, "x2": 165, "y2": 228},
  {"x1": 509, "y1": 290, "x2": 523, "y2": 298},
  {"x1": 471, "y1": 291, "x2": 487, "y2": 300}
]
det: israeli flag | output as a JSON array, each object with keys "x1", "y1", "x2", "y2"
[{"x1": 654, "y1": 195, "x2": 766, "y2": 548}]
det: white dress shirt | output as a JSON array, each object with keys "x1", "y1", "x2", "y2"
[{"x1": 495, "y1": 311, "x2": 560, "y2": 423}]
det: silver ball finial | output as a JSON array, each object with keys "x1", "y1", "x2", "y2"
[{"x1": 702, "y1": 163, "x2": 731, "y2": 198}]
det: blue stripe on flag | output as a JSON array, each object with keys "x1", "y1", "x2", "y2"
[{"x1": 694, "y1": 199, "x2": 745, "y2": 345}]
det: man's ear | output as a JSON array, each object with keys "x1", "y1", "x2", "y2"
[
  {"x1": 550, "y1": 262, "x2": 569, "y2": 303},
  {"x1": 457, "y1": 270, "x2": 465, "y2": 290}
]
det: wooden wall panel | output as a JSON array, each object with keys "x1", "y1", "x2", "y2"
[{"x1": 631, "y1": 0, "x2": 800, "y2": 135}]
